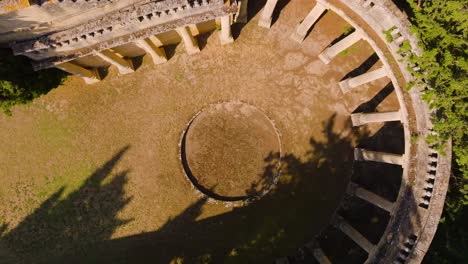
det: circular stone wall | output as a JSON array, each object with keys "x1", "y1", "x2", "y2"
[{"x1": 181, "y1": 101, "x2": 281, "y2": 201}]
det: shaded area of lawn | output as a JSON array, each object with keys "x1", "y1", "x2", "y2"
[
  {"x1": 0, "y1": 114, "x2": 367, "y2": 263},
  {"x1": 0, "y1": 114, "x2": 356, "y2": 263},
  {"x1": 0, "y1": 146, "x2": 132, "y2": 263},
  {"x1": 89, "y1": 114, "x2": 356, "y2": 264},
  {"x1": 0, "y1": 49, "x2": 66, "y2": 115}
]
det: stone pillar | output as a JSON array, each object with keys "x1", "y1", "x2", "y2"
[
  {"x1": 304, "y1": 241, "x2": 331, "y2": 264},
  {"x1": 354, "y1": 148, "x2": 404, "y2": 166},
  {"x1": 258, "y1": 0, "x2": 279, "y2": 28},
  {"x1": 219, "y1": 15, "x2": 234, "y2": 45},
  {"x1": 290, "y1": 2, "x2": 327, "y2": 43},
  {"x1": 339, "y1": 67, "x2": 388, "y2": 93},
  {"x1": 348, "y1": 182, "x2": 395, "y2": 213},
  {"x1": 336, "y1": 217, "x2": 375, "y2": 253},
  {"x1": 148, "y1": 35, "x2": 164, "y2": 47},
  {"x1": 312, "y1": 248, "x2": 332, "y2": 264},
  {"x1": 351, "y1": 111, "x2": 401, "y2": 126},
  {"x1": 95, "y1": 49, "x2": 134, "y2": 74},
  {"x1": 135, "y1": 38, "x2": 167, "y2": 64},
  {"x1": 318, "y1": 30, "x2": 363, "y2": 64},
  {"x1": 189, "y1": 24, "x2": 200, "y2": 36},
  {"x1": 176, "y1": 26, "x2": 200, "y2": 55},
  {"x1": 235, "y1": 0, "x2": 249, "y2": 23},
  {"x1": 56, "y1": 61, "x2": 100, "y2": 84}
]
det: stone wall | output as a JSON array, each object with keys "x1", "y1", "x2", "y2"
[
  {"x1": 0, "y1": 0, "x2": 450, "y2": 263},
  {"x1": 326, "y1": 1, "x2": 450, "y2": 263},
  {"x1": 0, "y1": 0, "x2": 145, "y2": 43}
]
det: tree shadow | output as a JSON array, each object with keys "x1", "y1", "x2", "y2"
[
  {"x1": 0, "y1": 48, "x2": 67, "y2": 115},
  {"x1": 391, "y1": 0, "x2": 415, "y2": 18},
  {"x1": 0, "y1": 146, "x2": 132, "y2": 263},
  {"x1": 0, "y1": 112, "x2": 425, "y2": 263},
  {"x1": 21, "y1": 113, "x2": 366, "y2": 264}
]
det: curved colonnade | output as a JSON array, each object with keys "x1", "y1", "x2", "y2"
[
  {"x1": 263, "y1": 1, "x2": 451, "y2": 263},
  {"x1": 0, "y1": 0, "x2": 451, "y2": 263}
]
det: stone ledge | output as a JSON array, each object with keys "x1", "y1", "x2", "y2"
[{"x1": 31, "y1": 3, "x2": 237, "y2": 70}]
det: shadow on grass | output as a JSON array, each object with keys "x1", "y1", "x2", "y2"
[
  {"x1": 1, "y1": 114, "x2": 362, "y2": 263},
  {"x1": 0, "y1": 113, "x2": 415, "y2": 264},
  {"x1": 75, "y1": 114, "x2": 361, "y2": 264},
  {"x1": 0, "y1": 49, "x2": 67, "y2": 115},
  {"x1": 0, "y1": 146, "x2": 132, "y2": 263}
]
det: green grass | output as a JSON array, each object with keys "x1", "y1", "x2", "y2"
[
  {"x1": 37, "y1": 115, "x2": 72, "y2": 149},
  {"x1": 35, "y1": 163, "x2": 98, "y2": 200},
  {"x1": 175, "y1": 72, "x2": 185, "y2": 82},
  {"x1": 397, "y1": 40, "x2": 412, "y2": 55},
  {"x1": 338, "y1": 46, "x2": 360, "y2": 57},
  {"x1": 383, "y1": 26, "x2": 397, "y2": 43},
  {"x1": 342, "y1": 26, "x2": 354, "y2": 35}
]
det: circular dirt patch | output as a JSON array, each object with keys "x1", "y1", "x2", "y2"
[{"x1": 181, "y1": 101, "x2": 281, "y2": 201}]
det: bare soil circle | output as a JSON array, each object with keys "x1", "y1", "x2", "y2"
[{"x1": 181, "y1": 101, "x2": 281, "y2": 201}]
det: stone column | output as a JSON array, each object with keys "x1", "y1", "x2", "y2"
[
  {"x1": 339, "y1": 67, "x2": 388, "y2": 93},
  {"x1": 176, "y1": 26, "x2": 200, "y2": 55},
  {"x1": 318, "y1": 30, "x2": 363, "y2": 64},
  {"x1": 304, "y1": 241, "x2": 332, "y2": 264},
  {"x1": 56, "y1": 61, "x2": 100, "y2": 84},
  {"x1": 351, "y1": 111, "x2": 401, "y2": 126},
  {"x1": 312, "y1": 248, "x2": 332, "y2": 264},
  {"x1": 148, "y1": 35, "x2": 164, "y2": 47},
  {"x1": 219, "y1": 15, "x2": 234, "y2": 45},
  {"x1": 189, "y1": 24, "x2": 200, "y2": 36},
  {"x1": 348, "y1": 182, "x2": 395, "y2": 213},
  {"x1": 290, "y1": 2, "x2": 327, "y2": 43},
  {"x1": 336, "y1": 217, "x2": 375, "y2": 253},
  {"x1": 354, "y1": 148, "x2": 404, "y2": 166},
  {"x1": 135, "y1": 38, "x2": 167, "y2": 64},
  {"x1": 95, "y1": 49, "x2": 134, "y2": 74},
  {"x1": 235, "y1": 0, "x2": 249, "y2": 23},
  {"x1": 258, "y1": 0, "x2": 279, "y2": 28}
]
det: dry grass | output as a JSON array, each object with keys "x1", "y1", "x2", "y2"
[{"x1": 0, "y1": 1, "x2": 401, "y2": 262}]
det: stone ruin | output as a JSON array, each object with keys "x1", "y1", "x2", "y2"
[{"x1": 0, "y1": 0, "x2": 451, "y2": 263}]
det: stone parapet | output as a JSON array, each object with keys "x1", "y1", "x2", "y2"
[
  {"x1": 0, "y1": 0, "x2": 144, "y2": 43},
  {"x1": 12, "y1": 0, "x2": 235, "y2": 56},
  {"x1": 334, "y1": 1, "x2": 451, "y2": 263},
  {"x1": 25, "y1": 0, "x2": 237, "y2": 70}
]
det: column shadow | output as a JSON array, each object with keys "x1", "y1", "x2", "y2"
[
  {"x1": 232, "y1": 0, "x2": 291, "y2": 38},
  {"x1": 340, "y1": 53, "x2": 380, "y2": 81},
  {"x1": 352, "y1": 83, "x2": 395, "y2": 113}
]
